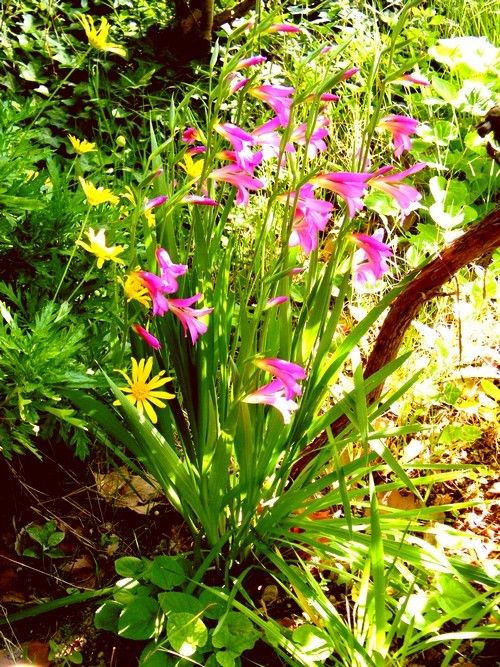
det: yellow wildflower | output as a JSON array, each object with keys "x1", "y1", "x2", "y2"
[
  {"x1": 121, "y1": 270, "x2": 151, "y2": 307},
  {"x1": 77, "y1": 14, "x2": 127, "y2": 58},
  {"x1": 179, "y1": 154, "x2": 204, "y2": 181},
  {"x1": 68, "y1": 134, "x2": 97, "y2": 155},
  {"x1": 79, "y1": 177, "x2": 119, "y2": 206},
  {"x1": 144, "y1": 207, "x2": 156, "y2": 228},
  {"x1": 77, "y1": 228, "x2": 125, "y2": 268},
  {"x1": 115, "y1": 357, "x2": 174, "y2": 423}
]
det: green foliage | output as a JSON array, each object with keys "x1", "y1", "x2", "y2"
[
  {"x1": 22, "y1": 519, "x2": 66, "y2": 559},
  {"x1": 95, "y1": 555, "x2": 260, "y2": 666},
  {"x1": 1, "y1": 1, "x2": 499, "y2": 665},
  {"x1": 0, "y1": 301, "x2": 97, "y2": 458}
]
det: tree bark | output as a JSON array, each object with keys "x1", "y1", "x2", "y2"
[
  {"x1": 291, "y1": 207, "x2": 500, "y2": 478},
  {"x1": 213, "y1": 0, "x2": 257, "y2": 30}
]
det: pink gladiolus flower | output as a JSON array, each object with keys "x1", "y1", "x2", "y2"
[
  {"x1": 187, "y1": 146, "x2": 206, "y2": 155},
  {"x1": 217, "y1": 150, "x2": 264, "y2": 175},
  {"x1": 254, "y1": 357, "x2": 306, "y2": 399},
  {"x1": 281, "y1": 184, "x2": 333, "y2": 254},
  {"x1": 342, "y1": 67, "x2": 359, "y2": 80},
  {"x1": 252, "y1": 117, "x2": 292, "y2": 160},
  {"x1": 243, "y1": 380, "x2": 299, "y2": 424},
  {"x1": 368, "y1": 163, "x2": 426, "y2": 215},
  {"x1": 156, "y1": 247, "x2": 187, "y2": 293},
  {"x1": 320, "y1": 92, "x2": 340, "y2": 101},
  {"x1": 132, "y1": 324, "x2": 161, "y2": 350},
  {"x1": 138, "y1": 271, "x2": 170, "y2": 316},
  {"x1": 144, "y1": 195, "x2": 168, "y2": 211},
  {"x1": 290, "y1": 117, "x2": 330, "y2": 159},
  {"x1": 268, "y1": 23, "x2": 301, "y2": 33},
  {"x1": 379, "y1": 115, "x2": 419, "y2": 157},
  {"x1": 214, "y1": 122, "x2": 261, "y2": 173},
  {"x1": 311, "y1": 171, "x2": 371, "y2": 219},
  {"x1": 215, "y1": 122, "x2": 253, "y2": 150},
  {"x1": 182, "y1": 194, "x2": 218, "y2": 206},
  {"x1": 167, "y1": 294, "x2": 213, "y2": 345},
  {"x1": 227, "y1": 73, "x2": 249, "y2": 94},
  {"x1": 208, "y1": 165, "x2": 265, "y2": 206},
  {"x1": 236, "y1": 55, "x2": 267, "y2": 69},
  {"x1": 265, "y1": 296, "x2": 289, "y2": 309},
  {"x1": 306, "y1": 92, "x2": 339, "y2": 103},
  {"x1": 351, "y1": 229, "x2": 392, "y2": 286},
  {"x1": 397, "y1": 72, "x2": 430, "y2": 86},
  {"x1": 217, "y1": 149, "x2": 264, "y2": 172},
  {"x1": 182, "y1": 127, "x2": 202, "y2": 144},
  {"x1": 249, "y1": 84, "x2": 295, "y2": 126}
]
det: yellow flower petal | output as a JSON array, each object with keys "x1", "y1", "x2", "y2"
[
  {"x1": 79, "y1": 177, "x2": 120, "y2": 206},
  {"x1": 77, "y1": 227, "x2": 125, "y2": 267},
  {"x1": 77, "y1": 14, "x2": 127, "y2": 58},
  {"x1": 68, "y1": 134, "x2": 96, "y2": 155},
  {"x1": 114, "y1": 357, "x2": 173, "y2": 423}
]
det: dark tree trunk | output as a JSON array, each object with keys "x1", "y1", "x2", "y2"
[{"x1": 167, "y1": 0, "x2": 215, "y2": 61}]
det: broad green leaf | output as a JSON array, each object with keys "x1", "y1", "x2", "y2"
[
  {"x1": 364, "y1": 190, "x2": 400, "y2": 217},
  {"x1": 115, "y1": 556, "x2": 148, "y2": 579},
  {"x1": 215, "y1": 650, "x2": 238, "y2": 667},
  {"x1": 439, "y1": 424, "x2": 482, "y2": 444},
  {"x1": 113, "y1": 578, "x2": 142, "y2": 604},
  {"x1": 199, "y1": 588, "x2": 228, "y2": 620},
  {"x1": 435, "y1": 573, "x2": 483, "y2": 620},
  {"x1": 166, "y1": 612, "x2": 208, "y2": 656},
  {"x1": 158, "y1": 592, "x2": 203, "y2": 616},
  {"x1": 429, "y1": 37, "x2": 499, "y2": 76},
  {"x1": 47, "y1": 532, "x2": 65, "y2": 547},
  {"x1": 431, "y1": 76, "x2": 459, "y2": 105},
  {"x1": 149, "y1": 556, "x2": 186, "y2": 590},
  {"x1": 292, "y1": 624, "x2": 334, "y2": 662},
  {"x1": 95, "y1": 600, "x2": 123, "y2": 632},
  {"x1": 212, "y1": 612, "x2": 259, "y2": 654},
  {"x1": 139, "y1": 642, "x2": 169, "y2": 667},
  {"x1": 481, "y1": 379, "x2": 500, "y2": 401},
  {"x1": 118, "y1": 596, "x2": 159, "y2": 640}
]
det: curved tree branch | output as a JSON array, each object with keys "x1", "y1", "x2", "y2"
[
  {"x1": 213, "y1": 0, "x2": 257, "y2": 30},
  {"x1": 291, "y1": 206, "x2": 500, "y2": 478}
]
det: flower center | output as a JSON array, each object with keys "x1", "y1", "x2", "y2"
[{"x1": 131, "y1": 381, "x2": 149, "y2": 402}]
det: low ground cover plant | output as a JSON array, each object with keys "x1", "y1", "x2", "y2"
[{"x1": 1, "y1": 1, "x2": 498, "y2": 665}]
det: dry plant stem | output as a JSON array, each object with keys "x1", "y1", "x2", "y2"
[{"x1": 292, "y1": 206, "x2": 500, "y2": 478}]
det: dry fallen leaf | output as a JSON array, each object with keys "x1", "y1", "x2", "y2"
[
  {"x1": 378, "y1": 489, "x2": 422, "y2": 512},
  {"x1": 93, "y1": 466, "x2": 161, "y2": 514}
]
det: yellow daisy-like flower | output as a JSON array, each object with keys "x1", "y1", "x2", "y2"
[
  {"x1": 68, "y1": 134, "x2": 97, "y2": 155},
  {"x1": 77, "y1": 228, "x2": 125, "y2": 268},
  {"x1": 179, "y1": 154, "x2": 204, "y2": 181},
  {"x1": 115, "y1": 357, "x2": 174, "y2": 423},
  {"x1": 77, "y1": 14, "x2": 127, "y2": 58},
  {"x1": 120, "y1": 269, "x2": 151, "y2": 307},
  {"x1": 79, "y1": 177, "x2": 120, "y2": 206}
]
